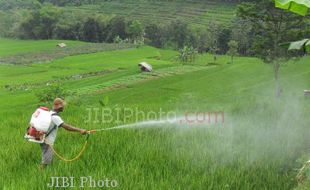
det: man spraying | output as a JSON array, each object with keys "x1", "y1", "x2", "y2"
[{"x1": 38, "y1": 98, "x2": 87, "y2": 168}]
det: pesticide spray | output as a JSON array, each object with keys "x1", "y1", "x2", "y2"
[
  {"x1": 90, "y1": 114, "x2": 224, "y2": 133},
  {"x1": 91, "y1": 118, "x2": 179, "y2": 132}
]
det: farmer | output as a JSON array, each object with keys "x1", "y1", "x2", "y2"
[{"x1": 40, "y1": 98, "x2": 87, "y2": 168}]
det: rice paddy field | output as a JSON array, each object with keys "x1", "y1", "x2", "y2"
[
  {"x1": 1, "y1": 38, "x2": 310, "y2": 189},
  {"x1": 65, "y1": 0, "x2": 236, "y2": 28}
]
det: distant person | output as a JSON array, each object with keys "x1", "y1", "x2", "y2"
[{"x1": 40, "y1": 98, "x2": 87, "y2": 168}]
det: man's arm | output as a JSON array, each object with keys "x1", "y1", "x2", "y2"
[{"x1": 61, "y1": 123, "x2": 87, "y2": 134}]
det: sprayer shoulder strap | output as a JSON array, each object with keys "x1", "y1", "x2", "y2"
[{"x1": 45, "y1": 113, "x2": 60, "y2": 137}]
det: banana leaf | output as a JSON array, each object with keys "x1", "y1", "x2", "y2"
[{"x1": 275, "y1": 0, "x2": 310, "y2": 16}]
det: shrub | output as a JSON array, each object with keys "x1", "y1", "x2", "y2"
[{"x1": 35, "y1": 84, "x2": 69, "y2": 104}]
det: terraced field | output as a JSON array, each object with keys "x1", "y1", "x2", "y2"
[{"x1": 66, "y1": 1, "x2": 236, "y2": 28}]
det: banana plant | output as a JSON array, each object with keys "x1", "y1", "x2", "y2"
[
  {"x1": 275, "y1": 0, "x2": 310, "y2": 16},
  {"x1": 275, "y1": 0, "x2": 310, "y2": 52}
]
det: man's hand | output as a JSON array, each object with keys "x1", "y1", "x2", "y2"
[{"x1": 80, "y1": 129, "x2": 88, "y2": 135}]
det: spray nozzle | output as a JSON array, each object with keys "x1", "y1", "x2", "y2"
[{"x1": 87, "y1": 130, "x2": 97, "y2": 134}]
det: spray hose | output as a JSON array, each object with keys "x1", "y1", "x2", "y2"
[
  {"x1": 48, "y1": 132, "x2": 92, "y2": 162},
  {"x1": 47, "y1": 128, "x2": 113, "y2": 162}
]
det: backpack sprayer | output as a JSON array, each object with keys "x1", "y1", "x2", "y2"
[{"x1": 24, "y1": 107, "x2": 53, "y2": 143}]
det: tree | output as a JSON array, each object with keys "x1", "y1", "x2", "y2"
[
  {"x1": 37, "y1": 3, "x2": 61, "y2": 39},
  {"x1": 54, "y1": 13, "x2": 84, "y2": 40},
  {"x1": 127, "y1": 20, "x2": 144, "y2": 41},
  {"x1": 18, "y1": 3, "x2": 61, "y2": 39},
  {"x1": 217, "y1": 27, "x2": 232, "y2": 54},
  {"x1": 0, "y1": 11, "x2": 18, "y2": 37},
  {"x1": 166, "y1": 20, "x2": 190, "y2": 49},
  {"x1": 106, "y1": 16, "x2": 127, "y2": 42},
  {"x1": 231, "y1": 18, "x2": 254, "y2": 56},
  {"x1": 144, "y1": 23, "x2": 165, "y2": 48},
  {"x1": 192, "y1": 28, "x2": 208, "y2": 53},
  {"x1": 82, "y1": 17, "x2": 105, "y2": 42},
  {"x1": 237, "y1": 0, "x2": 307, "y2": 97},
  {"x1": 206, "y1": 21, "x2": 221, "y2": 63},
  {"x1": 227, "y1": 40, "x2": 238, "y2": 64},
  {"x1": 237, "y1": 0, "x2": 306, "y2": 59}
]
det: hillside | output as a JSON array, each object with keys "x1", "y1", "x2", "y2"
[
  {"x1": 1, "y1": 38, "x2": 310, "y2": 189},
  {"x1": 65, "y1": 1, "x2": 236, "y2": 28},
  {"x1": 0, "y1": 0, "x2": 236, "y2": 29}
]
